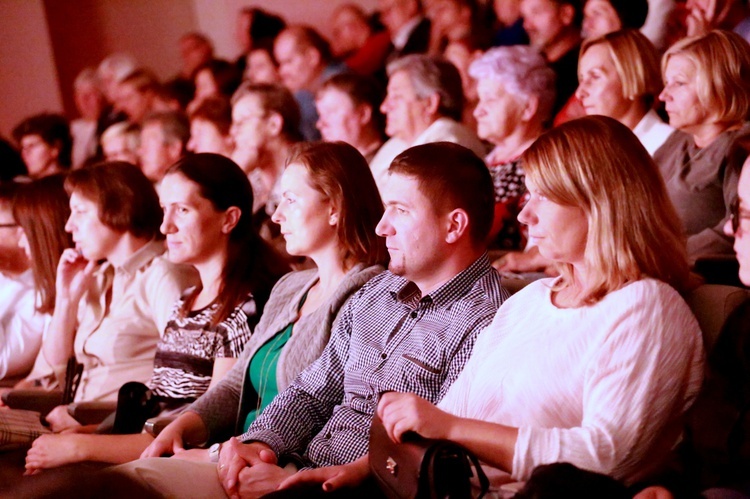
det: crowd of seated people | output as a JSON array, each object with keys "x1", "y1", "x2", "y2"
[{"x1": 2, "y1": 1, "x2": 750, "y2": 497}]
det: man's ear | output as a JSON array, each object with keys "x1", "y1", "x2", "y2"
[
  {"x1": 357, "y1": 104, "x2": 373, "y2": 127},
  {"x1": 167, "y1": 141, "x2": 184, "y2": 164},
  {"x1": 521, "y1": 95, "x2": 540, "y2": 122},
  {"x1": 423, "y1": 93, "x2": 441, "y2": 119},
  {"x1": 221, "y1": 206, "x2": 242, "y2": 234},
  {"x1": 445, "y1": 208, "x2": 470, "y2": 244},
  {"x1": 306, "y1": 47, "x2": 322, "y2": 69}
]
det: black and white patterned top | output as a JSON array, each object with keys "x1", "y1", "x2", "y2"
[
  {"x1": 241, "y1": 255, "x2": 508, "y2": 468},
  {"x1": 147, "y1": 293, "x2": 255, "y2": 400}
]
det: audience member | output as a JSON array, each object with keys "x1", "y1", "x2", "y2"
[
  {"x1": 138, "y1": 111, "x2": 190, "y2": 182},
  {"x1": 12, "y1": 113, "x2": 72, "y2": 179},
  {"x1": 23, "y1": 153, "x2": 288, "y2": 470},
  {"x1": 427, "y1": 0, "x2": 488, "y2": 54},
  {"x1": 315, "y1": 73, "x2": 386, "y2": 162},
  {"x1": 273, "y1": 26, "x2": 346, "y2": 141},
  {"x1": 582, "y1": 0, "x2": 649, "y2": 39},
  {"x1": 641, "y1": 0, "x2": 676, "y2": 50},
  {"x1": 576, "y1": 29, "x2": 673, "y2": 155},
  {"x1": 7, "y1": 177, "x2": 72, "y2": 385},
  {"x1": 654, "y1": 30, "x2": 750, "y2": 261},
  {"x1": 109, "y1": 141, "x2": 507, "y2": 498},
  {"x1": 282, "y1": 116, "x2": 703, "y2": 497},
  {"x1": 443, "y1": 35, "x2": 482, "y2": 130},
  {"x1": 230, "y1": 84, "x2": 301, "y2": 220},
  {"x1": 370, "y1": 54, "x2": 486, "y2": 189},
  {"x1": 330, "y1": 4, "x2": 392, "y2": 77},
  {"x1": 379, "y1": 0, "x2": 432, "y2": 60},
  {"x1": 116, "y1": 69, "x2": 161, "y2": 125},
  {"x1": 37, "y1": 163, "x2": 196, "y2": 433},
  {"x1": 234, "y1": 7, "x2": 286, "y2": 75},
  {"x1": 469, "y1": 46, "x2": 555, "y2": 254},
  {"x1": 70, "y1": 68, "x2": 106, "y2": 167},
  {"x1": 100, "y1": 122, "x2": 140, "y2": 164},
  {"x1": 0, "y1": 184, "x2": 38, "y2": 380},
  {"x1": 131, "y1": 143, "x2": 388, "y2": 481},
  {"x1": 172, "y1": 32, "x2": 215, "y2": 102},
  {"x1": 728, "y1": 141, "x2": 750, "y2": 284},
  {"x1": 188, "y1": 59, "x2": 242, "y2": 113},
  {"x1": 187, "y1": 96, "x2": 233, "y2": 157},
  {"x1": 491, "y1": 0, "x2": 529, "y2": 46},
  {"x1": 520, "y1": 0, "x2": 584, "y2": 115},
  {"x1": 96, "y1": 52, "x2": 137, "y2": 127},
  {"x1": 243, "y1": 47, "x2": 281, "y2": 85}
]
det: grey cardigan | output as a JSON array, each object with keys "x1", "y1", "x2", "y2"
[{"x1": 189, "y1": 263, "x2": 383, "y2": 442}]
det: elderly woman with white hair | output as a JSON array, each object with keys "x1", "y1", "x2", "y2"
[{"x1": 469, "y1": 46, "x2": 557, "y2": 271}]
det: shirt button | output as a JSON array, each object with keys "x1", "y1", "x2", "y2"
[
  {"x1": 381, "y1": 352, "x2": 387, "y2": 359},
  {"x1": 325, "y1": 432, "x2": 332, "y2": 439},
  {"x1": 410, "y1": 311, "x2": 417, "y2": 319},
  {"x1": 366, "y1": 394, "x2": 373, "y2": 400}
]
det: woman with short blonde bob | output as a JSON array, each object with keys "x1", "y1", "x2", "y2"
[
  {"x1": 655, "y1": 29, "x2": 750, "y2": 261},
  {"x1": 576, "y1": 29, "x2": 673, "y2": 155},
  {"x1": 280, "y1": 116, "x2": 704, "y2": 495}
]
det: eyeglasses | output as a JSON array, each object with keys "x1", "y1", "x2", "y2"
[{"x1": 730, "y1": 199, "x2": 749, "y2": 234}]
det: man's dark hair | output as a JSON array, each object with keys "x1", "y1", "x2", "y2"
[{"x1": 389, "y1": 142, "x2": 494, "y2": 245}]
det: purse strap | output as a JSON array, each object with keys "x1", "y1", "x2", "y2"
[{"x1": 422, "y1": 440, "x2": 490, "y2": 499}]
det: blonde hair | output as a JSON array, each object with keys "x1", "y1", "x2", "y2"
[
  {"x1": 522, "y1": 115, "x2": 691, "y2": 303},
  {"x1": 581, "y1": 29, "x2": 662, "y2": 106},
  {"x1": 662, "y1": 30, "x2": 750, "y2": 125}
]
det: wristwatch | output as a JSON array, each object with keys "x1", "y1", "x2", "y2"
[{"x1": 209, "y1": 442, "x2": 222, "y2": 463}]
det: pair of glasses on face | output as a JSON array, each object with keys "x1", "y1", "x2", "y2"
[{"x1": 730, "y1": 199, "x2": 749, "y2": 234}]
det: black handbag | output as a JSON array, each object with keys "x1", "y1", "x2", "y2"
[{"x1": 369, "y1": 414, "x2": 489, "y2": 499}]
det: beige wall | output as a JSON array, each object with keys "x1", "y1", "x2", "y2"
[
  {"x1": 0, "y1": 0, "x2": 379, "y2": 141},
  {"x1": 0, "y1": 0, "x2": 63, "y2": 140}
]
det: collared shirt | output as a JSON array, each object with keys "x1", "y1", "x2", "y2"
[
  {"x1": 0, "y1": 270, "x2": 46, "y2": 379},
  {"x1": 392, "y1": 16, "x2": 423, "y2": 51},
  {"x1": 71, "y1": 240, "x2": 197, "y2": 402},
  {"x1": 241, "y1": 254, "x2": 508, "y2": 468}
]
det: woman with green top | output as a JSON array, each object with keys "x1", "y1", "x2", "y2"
[{"x1": 140, "y1": 141, "x2": 387, "y2": 462}]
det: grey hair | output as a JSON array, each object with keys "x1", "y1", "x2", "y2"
[
  {"x1": 386, "y1": 54, "x2": 464, "y2": 121},
  {"x1": 74, "y1": 67, "x2": 101, "y2": 90},
  {"x1": 469, "y1": 46, "x2": 557, "y2": 124},
  {"x1": 98, "y1": 52, "x2": 138, "y2": 83}
]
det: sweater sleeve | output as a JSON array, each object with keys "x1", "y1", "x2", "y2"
[{"x1": 512, "y1": 286, "x2": 704, "y2": 483}]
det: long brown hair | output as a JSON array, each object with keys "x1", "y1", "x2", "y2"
[
  {"x1": 166, "y1": 153, "x2": 289, "y2": 326},
  {"x1": 13, "y1": 174, "x2": 73, "y2": 313}
]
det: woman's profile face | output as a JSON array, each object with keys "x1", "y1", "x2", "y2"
[
  {"x1": 271, "y1": 163, "x2": 337, "y2": 258},
  {"x1": 474, "y1": 78, "x2": 528, "y2": 144},
  {"x1": 65, "y1": 192, "x2": 121, "y2": 261},
  {"x1": 659, "y1": 55, "x2": 711, "y2": 133},
  {"x1": 518, "y1": 177, "x2": 588, "y2": 266},
  {"x1": 159, "y1": 173, "x2": 231, "y2": 267},
  {"x1": 576, "y1": 44, "x2": 632, "y2": 123}
]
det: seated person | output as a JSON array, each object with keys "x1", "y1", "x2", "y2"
[
  {"x1": 330, "y1": 3, "x2": 391, "y2": 77},
  {"x1": 187, "y1": 96, "x2": 233, "y2": 157},
  {"x1": 12, "y1": 113, "x2": 72, "y2": 179},
  {"x1": 100, "y1": 122, "x2": 140, "y2": 165},
  {"x1": 315, "y1": 73, "x2": 386, "y2": 163},
  {"x1": 104, "y1": 142, "x2": 508, "y2": 498},
  {"x1": 2, "y1": 178, "x2": 71, "y2": 383},
  {"x1": 282, "y1": 116, "x2": 704, "y2": 497},
  {"x1": 23, "y1": 153, "x2": 288, "y2": 470},
  {"x1": 576, "y1": 29, "x2": 673, "y2": 155},
  {"x1": 33, "y1": 162, "x2": 197, "y2": 431},
  {"x1": 655, "y1": 30, "x2": 750, "y2": 261}
]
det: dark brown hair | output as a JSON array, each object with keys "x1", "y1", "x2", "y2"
[
  {"x1": 166, "y1": 153, "x2": 289, "y2": 325},
  {"x1": 389, "y1": 142, "x2": 494, "y2": 246},
  {"x1": 64, "y1": 161, "x2": 163, "y2": 240},
  {"x1": 189, "y1": 96, "x2": 233, "y2": 136}
]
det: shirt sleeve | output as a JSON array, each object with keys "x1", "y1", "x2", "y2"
[
  {"x1": 0, "y1": 283, "x2": 45, "y2": 379},
  {"x1": 512, "y1": 289, "x2": 704, "y2": 482}
]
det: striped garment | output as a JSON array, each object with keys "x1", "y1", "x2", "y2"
[{"x1": 147, "y1": 294, "x2": 255, "y2": 400}]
